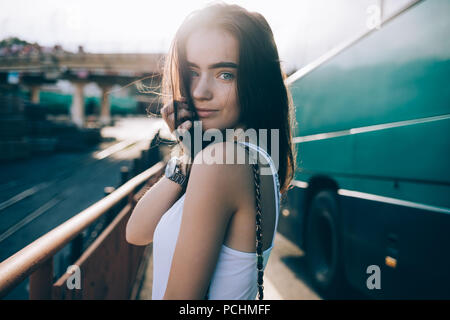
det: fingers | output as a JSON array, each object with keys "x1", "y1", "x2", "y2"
[
  {"x1": 174, "y1": 120, "x2": 193, "y2": 138},
  {"x1": 161, "y1": 100, "x2": 193, "y2": 120},
  {"x1": 163, "y1": 110, "x2": 193, "y2": 130},
  {"x1": 161, "y1": 99, "x2": 194, "y2": 134},
  {"x1": 178, "y1": 119, "x2": 192, "y2": 130},
  {"x1": 162, "y1": 98, "x2": 189, "y2": 115}
]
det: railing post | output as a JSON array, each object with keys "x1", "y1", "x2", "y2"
[
  {"x1": 141, "y1": 150, "x2": 148, "y2": 170},
  {"x1": 70, "y1": 233, "x2": 84, "y2": 264},
  {"x1": 120, "y1": 166, "x2": 129, "y2": 209},
  {"x1": 132, "y1": 158, "x2": 140, "y2": 177},
  {"x1": 29, "y1": 257, "x2": 53, "y2": 300},
  {"x1": 120, "y1": 166, "x2": 129, "y2": 186},
  {"x1": 104, "y1": 186, "x2": 116, "y2": 225}
]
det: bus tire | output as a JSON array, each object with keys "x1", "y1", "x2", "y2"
[{"x1": 305, "y1": 189, "x2": 346, "y2": 298}]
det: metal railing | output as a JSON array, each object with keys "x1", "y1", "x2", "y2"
[{"x1": 0, "y1": 143, "x2": 167, "y2": 299}]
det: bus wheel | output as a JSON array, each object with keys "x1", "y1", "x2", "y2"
[{"x1": 305, "y1": 190, "x2": 345, "y2": 298}]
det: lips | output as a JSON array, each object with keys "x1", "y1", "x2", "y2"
[{"x1": 196, "y1": 108, "x2": 218, "y2": 118}]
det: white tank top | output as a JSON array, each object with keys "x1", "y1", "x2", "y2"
[{"x1": 151, "y1": 141, "x2": 281, "y2": 300}]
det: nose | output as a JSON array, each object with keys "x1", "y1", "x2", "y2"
[{"x1": 192, "y1": 74, "x2": 213, "y2": 101}]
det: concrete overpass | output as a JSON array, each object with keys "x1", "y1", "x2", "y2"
[{"x1": 0, "y1": 52, "x2": 165, "y2": 127}]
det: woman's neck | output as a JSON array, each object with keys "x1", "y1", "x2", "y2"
[{"x1": 203, "y1": 124, "x2": 256, "y2": 145}]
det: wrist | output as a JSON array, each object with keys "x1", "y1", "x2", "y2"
[
  {"x1": 179, "y1": 155, "x2": 191, "y2": 177},
  {"x1": 164, "y1": 175, "x2": 184, "y2": 191},
  {"x1": 165, "y1": 156, "x2": 188, "y2": 189}
]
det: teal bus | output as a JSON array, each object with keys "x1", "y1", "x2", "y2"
[{"x1": 280, "y1": 0, "x2": 450, "y2": 299}]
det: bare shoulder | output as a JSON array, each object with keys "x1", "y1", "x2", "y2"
[
  {"x1": 189, "y1": 141, "x2": 254, "y2": 210},
  {"x1": 192, "y1": 141, "x2": 253, "y2": 166}
]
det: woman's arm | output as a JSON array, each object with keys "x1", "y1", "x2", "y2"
[
  {"x1": 126, "y1": 97, "x2": 194, "y2": 246},
  {"x1": 125, "y1": 173, "x2": 186, "y2": 246}
]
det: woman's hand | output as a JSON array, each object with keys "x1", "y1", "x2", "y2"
[
  {"x1": 160, "y1": 97, "x2": 193, "y2": 134},
  {"x1": 161, "y1": 98, "x2": 194, "y2": 179}
]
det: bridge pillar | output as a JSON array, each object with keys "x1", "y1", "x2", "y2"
[
  {"x1": 70, "y1": 81, "x2": 86, "y2": 128},
  {"x1": 100, "y1": 85, "x2": 112, "y2": 126},
  {"x1": 30, "y1": 85, "x2": 40, "y2": 104}
]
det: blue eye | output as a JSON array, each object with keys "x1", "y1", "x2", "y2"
[
  {"x1": 190, "y1": 70, "x2": 199, "y2": 77},
  {"x1": 219, "y1": 72, "x2": 234, "y2": 81}
]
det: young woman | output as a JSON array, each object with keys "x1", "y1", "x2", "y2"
[{"x1": 126, "y1": 3, "x2": 296, "y2": 300}]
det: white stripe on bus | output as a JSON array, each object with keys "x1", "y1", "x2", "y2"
[
  {"x1": 290, "y1": 179, "x2": 450, "y2": 215},
  {"x1": 293, "y1": 113, "x2": 450, "y2": 144}
]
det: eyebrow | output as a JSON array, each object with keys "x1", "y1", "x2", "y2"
[{"x1": 187, "y1": 61, "x2": 238, "y2": 69}]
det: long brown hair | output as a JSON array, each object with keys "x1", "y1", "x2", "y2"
[{"x1": 160, "y1": 2, "x2": 297, "y2": 196}]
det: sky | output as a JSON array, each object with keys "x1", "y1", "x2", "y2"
[{"x1": 0, "y1": 0, "x2": 412, "y2": 71}]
